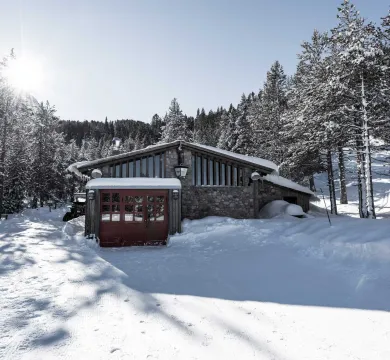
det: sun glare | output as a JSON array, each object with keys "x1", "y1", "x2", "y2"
[{"x1": 5, "y1": 56, "x2": 44, "y2": 92}]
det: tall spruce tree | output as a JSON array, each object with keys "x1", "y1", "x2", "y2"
[
  {"x1": 160, "y1": 98, "x2": 189, "y2": 142},
  {"x1": 330, "y1": 0, "x2": 385, "y2": 218}
]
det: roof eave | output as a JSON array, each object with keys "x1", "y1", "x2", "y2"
[{"x1": 77, "y1": 140, "x2": 276, "y2": 174}]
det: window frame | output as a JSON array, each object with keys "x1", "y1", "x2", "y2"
[{"x1": 191, "y1": 152, "x2": 245, "y2": 187}]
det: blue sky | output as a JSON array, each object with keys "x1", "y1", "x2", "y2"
[{"x1": 0, "y1": 0, "x2": 388, "y2": 122}]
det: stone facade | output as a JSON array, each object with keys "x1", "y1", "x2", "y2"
[
  {"x1": 167, "y1": 148, "x2": 255, "y2": 219},
  {"x1": 165, "y1": 147, "x2": 311, "y2": 220}
]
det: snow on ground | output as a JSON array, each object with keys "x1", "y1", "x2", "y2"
[
  {"x1": 1, "y1": 207, "x2": 390, "y2": 360},
  {"x1": 313, "y1": 149, "x2": 390, "y2": 218}
]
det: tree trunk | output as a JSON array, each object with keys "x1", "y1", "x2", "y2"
[
  {"x1": 356, "y1": 147, "x2": 364, "y2": 218},
  {"x1": 361, "y1": 73, "x2": 375, "y2": 219},
  {"x1": 309, "y1": 175, "x2": 316, "y2": 192},
  {"x1": 327, "y1": 149, "x2": 337, "y2": 215},
  {"x1": 0, "y1": 113, "x2": 8, "y2": 214},
  {"x1": 338, "y1": 145, "x2": 348, "y2": 204}
]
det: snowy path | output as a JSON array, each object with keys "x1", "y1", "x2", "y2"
[{"x1": 1, "y1": 209, "x2": 390, "y2": 359}]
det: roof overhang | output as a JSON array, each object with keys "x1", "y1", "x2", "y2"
[
  {"x1": 86, "y1": 177, "x2": 182, "y2": 190},
  {"x1": 76, "y1": 140, "x2": 277, "y2": 175}
]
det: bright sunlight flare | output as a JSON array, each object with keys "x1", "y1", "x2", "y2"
[{"x1": 5, "y1": 55, "x2": 44, "y2": 92}]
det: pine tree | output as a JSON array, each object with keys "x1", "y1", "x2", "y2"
[
  {"x1": 160, "y1": 98, "x2": 189, "y2": 142},
  {"x1": 232, "y1": 94, "x2": 253, "y2": 155},
  {"x1": 251, "y1": 61, "x2": 288, "y2": 164},
  {"x1": 330, "y1": 0, "x2": 385, "y2": 218}
]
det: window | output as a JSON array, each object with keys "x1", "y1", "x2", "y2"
[
  {"x1": 129, "y1": 161, "x2": 134, "y2": 177},
  {"x1": 209, "y1": 160, "x2": 214, "y2": 185},
  {"x1": 190, "y1": 153, "x2": 244, "y2": 187},
  {"x1": 233, "y1": 166, "x2": 238, "y2": 186},
  {"x1": 155, "y1": 154, "x2": 160, "y2": 178},
  {"x1": 196, "y1": 156, "x2": 201, "y2": 185},
  {"x1": 202, "y1": 158, "x2": 207, "y2": 185},
  {"x1": 107, "y1": 152, "x2": 165, "y2": 179},
  {"x1": 156, "y1": 196, "x2": 165, "y2": 221},
  {"x1": 141, "y1": 158, "x2": 147, "y2": 176},
  {"x1": 161, "y1": 152, "x2": 165, "y2": 178},
  {"x1": 221, "y1": 164, "x2": 226, "y2": 185},
  {"x1": 192, "y1": 155, "x2": 196, "y2": 185},
  {"x1": 148, "y1": 156, "x2": 154, "y2": 178},
  {"x1": 215, "y1": 161, "x2": 220, "y2": 185},
  {"x1": 101, "y1": 192, "x2": 120, "y2": 222},
  {"x1": 227, "y1": 165, "x2": 231, "y2": 186},
  {"x1": 239, "y1": 168, "x2": 243, "y2": 186}
]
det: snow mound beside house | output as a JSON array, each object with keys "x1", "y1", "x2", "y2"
[
  {"x1": 63, "y1": 215, "x2": 99, "y2": 249},
  {"x1": 258, "y1": 200, "x2": 310, "y2": 219}
]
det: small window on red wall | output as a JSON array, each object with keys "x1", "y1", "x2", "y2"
[{"x1": 101, "y1": 192, "x2": 121, "y2": 222}]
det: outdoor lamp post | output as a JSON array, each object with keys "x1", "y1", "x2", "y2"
[{"x1": 174, "y1": 165, "x2": 188, "y2": 179}]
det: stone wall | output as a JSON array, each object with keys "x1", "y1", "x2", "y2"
[
  {"x1": 181, "y1": 185, "x2": 255, "y2": 219},
  {"x1": 164, "y1": 147, "x2": 311, "y2": 219},
  {"x1": 258, "y1": 181, "x2": 311, "y2": 212},
  {"x1": 167, "y1": 148, "x2": 256, "y2": 219}
]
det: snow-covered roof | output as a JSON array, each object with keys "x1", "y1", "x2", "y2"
[
  {"x1": 67, "y1": 161, "x2": 91, "y2": 179},
  {"x1": 263, "y1": 174, "x2": 314, "y2": 196},
  {"x1": 86, "y1": 178, "x2": 182, "y2": 190},
  {"x1": 74, "y1": 140, "x2": 279, "y2": 174}
]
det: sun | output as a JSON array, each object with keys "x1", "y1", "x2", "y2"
[{"x1": 4, "y1": 55, "x2": 44, "y2": 92}]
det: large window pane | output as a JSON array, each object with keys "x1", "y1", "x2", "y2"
[
  {"x1": 215, "y1": 161, "x2": 220, "y2": 185},
  {"x1": 110, "y1": 165, "x2": 114, "y2": 177},
  {"x1": 161, "y1": 152, "x2": 165, "y2": 177},
  {"x1": 148, "y1": 156, "x2": 154, "y2": 177},
  {"x1": 239, "y1": 168, "x2": 243, "y2": 186},
  {"x1": 102, "y1": 193, "x2": 110, "y2": 203},
  {"x1": 192, "y1": 155, "x2": 196, "y2": 185},
  {"x1": 155, "y1": 154, "x2": 160, "y2": 178},
  {"x1": 122, "y1": 162, "x2": 127, "y2": 177},
  {"x1": 141, "y1": 158, "x2": 147, "y2": 177},
  {"x1": 196, "y1": 156, "x2": 201, "y2": 185},
  {"x1": 227, "y1": 165, "x2": 231, "y2": 186},
  {"x1": 202, "y1": 158, "x2": 207, "y2": 185},
  {"x1": 129, "y1": 161, "x2": 134, "y2": 177},
  {"x1": 233, "y1": 166, "x2": 238, "y2": 186},
  {"x1": 209, "y1": 160, "x2": 214, "y2": 185},
  {"x1": 221, "y1": 164, "x2": 226, "y2": 185},
  {"x1": 136, "y1": 159, "x2": 141, "y2": 177},
  {"x1": 115, "y1": 164, "x2": 120, "y2": 178},
  {"x1": 101, "y1": 214, "x2": 110, "y2": 221}
]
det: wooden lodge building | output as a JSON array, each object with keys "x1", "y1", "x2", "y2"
[{"x1": 73, "y1": 140, "x2": 313, "y2": 247}]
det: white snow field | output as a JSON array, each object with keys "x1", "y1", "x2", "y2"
[{"x1": 1, "y1": 207, "x2": 390, "y2": 360}]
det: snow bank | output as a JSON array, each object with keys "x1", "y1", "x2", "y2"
[
  {"x1": 63, "y1": 215, "x2": 99, "y2": 249},
  {"x1": 259, "y1": 200, "x2": 308, "y2": 219}
]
